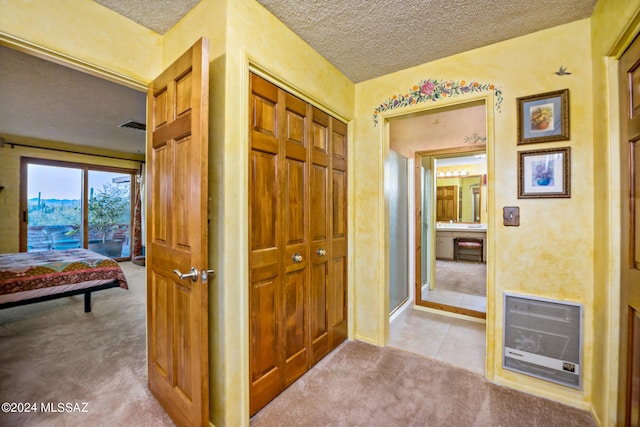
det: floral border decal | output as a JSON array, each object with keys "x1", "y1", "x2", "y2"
[{"x1": 372, "y1": 78, "x2": 503, "y2": 126}]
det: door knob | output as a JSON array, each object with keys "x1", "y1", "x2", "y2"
[
  {"x1": 201, "y1": 269, "x2": 215, "y2": 283},
  {"x1": 292, "y1": 252, "x2": 303, "y2": 263},
  {"x1": 316, "y1": 248, "x2": 326, "y2": 257},
  {"x1": 173, "y1": 267, "x2": 199, "y2": 282}
]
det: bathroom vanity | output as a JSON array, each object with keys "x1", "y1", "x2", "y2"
[{"x1": 435, "y1": 224, "x2": 487, "y2": 262}]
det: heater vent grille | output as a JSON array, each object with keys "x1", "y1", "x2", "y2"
[{"x1": 503, "y1": 293, "x2": 582, "y2": 389}]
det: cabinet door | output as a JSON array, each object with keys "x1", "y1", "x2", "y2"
[{"x1": 436, "y1": 236, "x2": 453, "y2": 260}]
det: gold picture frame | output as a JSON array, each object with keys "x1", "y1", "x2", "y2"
[
  {"x1": 517, "y1": 89, "x2": 569, "y2": 145},
  {"x1": 518, "y1": 147, "x2": 571, "y2": 199}
]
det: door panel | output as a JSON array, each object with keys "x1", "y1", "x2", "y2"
[
  {"x1": 250, "y1": 277, "x2": 280, "y2": 412},
  {"x1": 620, "y1": 34, "x2": 640, "y2": 426},
  {"x1": 249, "y1": 73, "x2": 347, "y2": 414},
  {"x1": 284, "y1": 269, "x2": 307, "y2": 384},
  {"x1": 310, "y1": 108, "x2": 330, "y2": 363},
  {"x1": 330, "y1": 119, "x2": 348, "y2": 347},
  {"x1": 147, "y1": 38, "x2": 209, "y2": 427},
  {"x1": 634, "y1": 140, "x2": 640, "y2": 270},
  {"x1": 249, "y1": 74, "x2": 282, "y2": 415}
]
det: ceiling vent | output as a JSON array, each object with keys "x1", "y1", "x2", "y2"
[{"x1": 119, "y1": 120, "x2": 146, "y2": 131}]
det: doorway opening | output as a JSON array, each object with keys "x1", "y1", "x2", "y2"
[{"x1": 386, "y1": 99, "x2": 488, "y2": 373}]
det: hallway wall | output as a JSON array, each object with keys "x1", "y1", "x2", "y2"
[{"x1": 354, "y1": 18, "x2": 595, "y2": 410}]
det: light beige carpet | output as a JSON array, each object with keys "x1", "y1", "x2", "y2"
[
  {"x1": 435, "y1": 260, "x2": 486, "y2": 296},
  {"x1": 1, "y1": 262, "x2": 594, "y2": 427},
  {"x1": 251, "y1": 341, "x2": 595, "y2": 427},
  {"x1": 0, "y1": 262, "x2": 174, "y2": 427}
]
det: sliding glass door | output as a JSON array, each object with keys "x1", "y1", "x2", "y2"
[
  {"x1": 26, "y1": 163, "x2": 84, "y2": 251},
  {"x1": 87, "y1": 170, "x2": 132, "y2": 259},
  {"x1": 21, "y1": 158, "x2": 135, "y2": 260}
]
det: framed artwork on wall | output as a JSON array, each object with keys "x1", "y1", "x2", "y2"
[
  {"x1": 517, "y1": 89, "x2": 569, "y2": 145},
  {"x1": 518, "y1": 147, "x2": 571, "y2": 198}
]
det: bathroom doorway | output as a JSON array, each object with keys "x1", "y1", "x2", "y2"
[{"x1": 387, "y1": 99, "x2": 488, "y2": 319}]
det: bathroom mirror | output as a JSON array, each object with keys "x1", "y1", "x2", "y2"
[
  {"x1": 436, "y1": 174, "x2": 483, "y2": 223},
  {"x1": 417, "y1": 152, "x2": 488, "y2": 318}
]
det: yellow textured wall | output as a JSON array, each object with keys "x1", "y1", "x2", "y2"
[
  {"x1": 0, "y1": 134, "x2": 143, "y2": 253},
  {"x1": 163, "y1": 0, "x2": 354, "y2": 425},
  {"x1": 590, "y1": 1, "x2": 640, "y2": 425},
  {"x1": 5, "y1": 0, "x2": 639, "y2": 424},
  {"x1": 0, "y1": 0, "x2": 161, "y2": 83},
  {"x1": 354, "y1": 19, "x2": 594, "y2": 409}
]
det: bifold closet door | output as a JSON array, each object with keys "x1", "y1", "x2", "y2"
[
  {"x1": 249, "y1": 73, "x2": 347, "y2": 415},
  {"x1": 249, "y1": 74, "x2": 311, "y2": 414},
  {"x1": 308, "y1": 107, "x2": 348, "y2": 364},
  {"x1": 329, "y1": 118, "x2": 348, "y2": 348}
]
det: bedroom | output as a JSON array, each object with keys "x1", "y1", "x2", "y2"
[{"x1": 0, "y1": 41, "x2": 168, "y2": 423}]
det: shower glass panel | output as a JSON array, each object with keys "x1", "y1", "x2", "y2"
[{"x1": 388, "y1": 150, "x2": 409, "y2": 314}]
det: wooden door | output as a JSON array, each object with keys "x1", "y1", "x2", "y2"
[
  {"x1": 249, "y1": 74, "x2": 311, "y2": 413},
  {"x1": 329, "y1": 117, "x2": 348, "y2": 348},
  {"x1": 436, "y1": 185, "x2": 458, "y2": 222},
  {"x1": 146, "y1": 38, "x2": 210, "y2": 427},
  {"x1": 309, "y1": 107, "x2": 330, "y2": 364},
  {"x1": 620, "y1": 33, "x2": 640, "y2": 426},
  {"x1": 249, "y1": 74, "x2": 348, "y2": 414},
  {"x1": 280, "y1": 92, "x2": 309, "y2": 386},
  {"x1": 249, "y1": 75, "x2": 282, "y2": 414}
]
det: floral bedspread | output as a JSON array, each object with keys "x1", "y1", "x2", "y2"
[{"x1": 0, "y1": 249, "x2": 128, "y2": 296}]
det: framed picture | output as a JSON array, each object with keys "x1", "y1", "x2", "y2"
[
  {"x1": 518, "y1": 147, "x2": 571, "y2": 198},
  {"x1": 517, "y1": 89, "x2": 569, "y2": 144}
]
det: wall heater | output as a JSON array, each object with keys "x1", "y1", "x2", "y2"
[{"x1": 503, "y1": 293, "x2": 582, "y2": 389}]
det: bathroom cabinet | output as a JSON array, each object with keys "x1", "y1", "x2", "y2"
[{"x1": 435, "y1": 228, "x2": 486, "y2": 262}]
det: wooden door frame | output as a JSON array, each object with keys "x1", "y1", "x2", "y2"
[
  {"x1": 381, "y1": 94, "x2": 495, "y2": 334},
  {"x1": 413, "y1": 146, "x2": 487, "y2": 319}
]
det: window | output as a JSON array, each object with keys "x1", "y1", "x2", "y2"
[{"x1": 20, "y1": 158, "x2": 136, "y2": 260}]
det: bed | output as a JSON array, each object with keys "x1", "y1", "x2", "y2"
[{"x1": 0, "y1": 248, "x2": 128, "y2": 312}]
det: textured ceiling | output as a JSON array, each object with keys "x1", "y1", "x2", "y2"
[
  {"x1": 255, "y1": 0, "x2": 597, "y2": 82},
  {"x1": 0, "y1": 45, "x2": 146, "y2": 154},
  {"x1": 2, "y1": 0, "x2": 598, "y2": 156},
  {"x1": 93, "y1": 0, "x2": 597, "y2": 82},
  {"x1": 94, "y1": 0, "x2": 201, "y2": 34}
]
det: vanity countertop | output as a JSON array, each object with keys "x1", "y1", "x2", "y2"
[{"x1": 436, "y1": 223, "x2": 487, "y2": 232}]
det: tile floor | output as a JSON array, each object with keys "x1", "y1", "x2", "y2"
[
  {"x1": 421, "y1": 287, "x2": 487, "y2": 313},
  {"x1": 387, "y1": 307, "x2": 486, "y2": 375}
]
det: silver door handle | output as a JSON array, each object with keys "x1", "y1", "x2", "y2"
[
  {"x1": 292, "y1": 252, "x2": 303, "y2": 263},
  {"x1": 316, "y1": 248, "x2": 326, "y2": 257},
  {"x1": 174, "y1": 267, "x2": 199, "y2": 282},
  {"x1": 201, "y1": 269, "x2": 215, "y2": 283}
]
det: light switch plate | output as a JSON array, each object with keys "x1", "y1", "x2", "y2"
[{"x1": 503, "y1": 206, "x2": 520, "y2": 226}]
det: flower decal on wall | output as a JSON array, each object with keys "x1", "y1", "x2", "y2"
[
  {"x1": 372, "y1": 78, "x2": 503, "y2": 126},
  {"x1": 464, "y1": 131, "x2": 487, "y2": 144}
]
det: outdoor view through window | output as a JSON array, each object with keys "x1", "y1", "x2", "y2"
[{"x1": 27, "y1": 163, "x2": 132, "y2": 259}]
